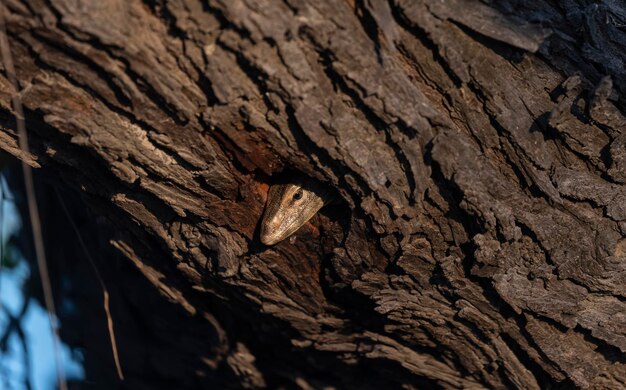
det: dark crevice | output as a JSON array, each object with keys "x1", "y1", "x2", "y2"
[
  {"x1": 450, "y1": 20, "x2": 527, "y2": 64},
  {"x1": 392, "y1": 4, "x2": 464, "y2": 88},
  {"x1": 422, "y1": 139, "x2": 485, "y2": 239},
  {"x1": 466, "y1": 82, "x2": 555, "y2": 203},
  {"x1": 575, "y1": 325, "x2": 626, "y2": 364},
  {"x1": 143, "y1": 0, "x2": 190, "y2": 40},
  {"x1": 499, "y1": 330, "x2": 569, "y2": 390},
  {"x1": 507, "y1": 314, "x2": 577, "y2": 389},
  {"x1": 27, "y1": 31, "x2": 133, "y2": 108},
  {"x1": 563, "y1": 274, "x2": 626, "y2": 304},
  {"x1": 316, "y1": 49, "x2": 418, "y2": 206},
  {"x1": 353, "y1": 0, "x2": 385, "y2": 65},
  {"x1": 38, "y1": 0, "x2": 190, "y2": 125},
  {"x1": 201, "y1": 2, "x2": 253, "y2": 42},
  {"x1": 131, "y1": 0, "x2": 223, "y2": 107}
]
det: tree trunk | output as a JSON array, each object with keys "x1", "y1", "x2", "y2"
[{"x1": 2, "y1": 0, "x2": 626, "y2": 388}]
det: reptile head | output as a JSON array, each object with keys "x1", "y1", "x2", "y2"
[{"x1": 259, "y1": 182, "x2": 325, "y2": 245}]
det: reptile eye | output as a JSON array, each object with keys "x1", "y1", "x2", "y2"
[{"x1": 293, "y1": 189, "x2": 303, "y2": 200}]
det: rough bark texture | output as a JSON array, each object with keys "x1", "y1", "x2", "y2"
[{"x1": 2, "y1": 0, "x2": 626, "y2": 388}]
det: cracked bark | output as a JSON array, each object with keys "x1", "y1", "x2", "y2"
[{"x1": 1, "y1": 0, "x2": 626, "y2": 388}]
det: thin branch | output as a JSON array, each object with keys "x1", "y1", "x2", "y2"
[
  {"x1": 0, "y1": 175, "x2": 4, "y2": 315},
  {"x1": 0, "y1": 4, "x2": 67, "y2": 390},
  {"x1": 55, "y1": 189, "x2": 125, "y2": 381}
]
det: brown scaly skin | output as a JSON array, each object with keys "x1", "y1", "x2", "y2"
[{"x1": 259, "y1": 179, "x2": 330, "y2": 245}]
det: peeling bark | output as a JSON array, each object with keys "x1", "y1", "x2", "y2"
[{"x1": 2, "y1": 0, "x2": 626, "y2": 388}]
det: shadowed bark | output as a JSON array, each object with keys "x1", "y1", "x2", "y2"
[{"x1": 1, "y1": 0, "x2": 626, "y2": 388}]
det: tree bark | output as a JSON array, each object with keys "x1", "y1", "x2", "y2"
[{"x1": 2, "y1": 0, "x2": 626, "y2": 388}]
